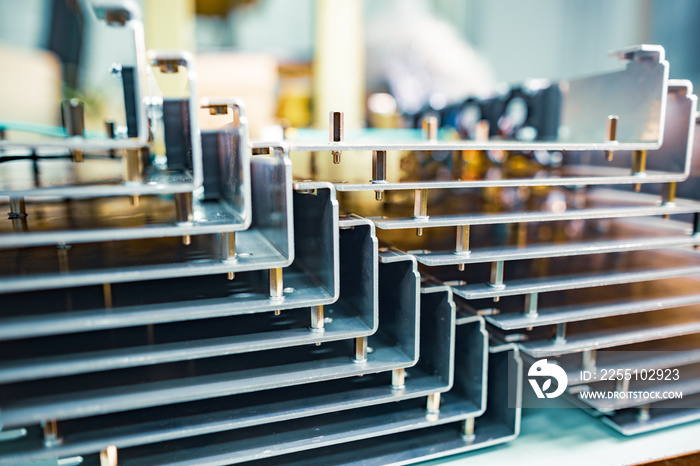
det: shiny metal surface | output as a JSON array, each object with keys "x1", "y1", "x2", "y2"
[
  {"x1": 0, "y1": 284, "x2": 458, "y2": 465},
  {"x1": 0, "y1": 0, "x2": 150, "y2": 151},
  {"x1": 485, "y1": 276, "x2": 700, "y2": 330},
  {"x1": 264, "y1": 44, "x2": 669, "y2": 153},
  {"x1": 370, "y1": 189, "x2": 700, "y2": 230},
  {"x1": 231, "y1": 344, "x2": 521, "y2": 466},
  {"x1": 412, "y1": 217, "x2": 700, "y2": 267},
  {"x1": 597, "y1": 393, "x2": 700, "y2": 435},
  {"x1": 0, "y1": 240, "x2": 417, "y2": 433},
  {"x1": 0, "y1": 183, "x2": 335, "y2": 341},
  {"x1": 0, "y1": 151, "x2": 289, "y2": 293},
  {"x1": 286, "y1": 80, "x2": 695, "y2": 193},
  {"x1": 558, "y1": 335, "x2": 700, "y2": 386},
  {"x1": 507, "y1": 306, "x2": 700, "y2": 358},
  {"x1": 431, "y1": 248, "x2": 700, "y2": 300},
  {"x1": 68, "y1": 316, "x2": 493, "y2": 466},
  {"x1": 0, "y1": 119, "x2": 260, "y2": 248},
  {"x1": 0, "y1": 217, "x2": 364, "y2": 386},
  {"x1": 0, "y1": 50, "x2": 204, "y2": 196}
]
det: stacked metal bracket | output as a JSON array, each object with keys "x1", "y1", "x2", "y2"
[
  {"x1": 0, "y1": 3, "x2": 516, "y2": 465},
  {"x1": 275, "y1": 44, "x2": 700, "y2": 440},
  {"x1": 2, "y1": 4, "x2": 698, "y2": 464}
]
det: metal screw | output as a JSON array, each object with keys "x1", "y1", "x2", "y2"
[
  {"x1": 329, "y1": 111, "x2": 344, "y2": 164},
  {"x1": 605, "y1": 115, "x2": 618, "y2": 161}
]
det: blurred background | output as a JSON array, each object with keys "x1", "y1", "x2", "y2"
[{"x1": 0, "y1": 0, "x2": 699, "y2": 139}]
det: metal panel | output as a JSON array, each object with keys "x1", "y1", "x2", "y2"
[
  {"x1": 224, "y1": 345, "x2": 520, "y2": 466},
  {"x1": 484, "y1": 275, "x2": 700, "y2": 330},
  {"x1": 444, "y1": 248, "x2": 700, "y2": 300},
  {"x1": 560, "y1": 335, "x2": 700, "y2": 386},
  {"x1": 598, "y1": 393, "x2": 700, "y2": 435},
  {"x1": 561, "y1": 81, "x2": 696, "y2": 190},
  {"x1": 0, "y1": 242, "x2": 420, "y2": 428},
  {"x1": 0, "y1": 283, "x2": 458, "y2": 466},
  {"x1": 370, "y1": 189, "x2": 700, "y2": 231},
  {"x1": 287, "y1": 80, "x2": 693, "y2": 193},
  {"x1": 0, "y1": 0, "x2": 150, "y2": 151},
  {"x1": 0, "y1": 50, "x2": 204, "y2": 196},
  {"x1": 261, "y1": 47, "x2": 667, "y2": 153},
  {"x1": 0, "y1": 218, "x2": 367, "y2": 385},
  {"x1": 0, "y1": 333, "x2": 413, "y2": 429},
  {"x1": 0, "y1": 183, "x2": 334, "y2": 341},
  {"x1": 0, "y1": 115, "x2": 260, "y2": 248},
  {"x1": 0, "y1": 145, "x2": 290, "y2": 293},
  {"x1": 412, "y1": 217, "x2": 700, "y2": 267},
  {"x1": 504, "y1": 306, "x2": 700, "y2": 358},
  {"x1": 574, "y1": 362, "x2": 700, "y2": 413},
  {"x1": 74, "y1": 312, "x2": 489, "y2": 466}
]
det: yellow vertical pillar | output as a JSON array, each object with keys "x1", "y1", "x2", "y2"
[
  {"x1": 143, "y1": 1, "x2": 195, "y2": 97},
  {"x1": 313, "y1": 0, "x2": 367, "y2": 185},
  {"x1": 144, "y1": 0, "x2": 196, "y2": 51},
  {"x1": 313, "y1": 0, "x2": 365, "y2": 129}
]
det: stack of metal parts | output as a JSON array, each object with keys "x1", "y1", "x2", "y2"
[
  {"x1": 277, "y1": 44, "x2": 700, "y2": 442},
  {"x1": 0, "y1": 3, "x2": 519, "y2": 465},
  {"x1": 0, "y1": 3, "x2": 697, "y2": 464}
]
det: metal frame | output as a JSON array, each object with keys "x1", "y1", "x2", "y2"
[
  {"x1": 0, "y1": 134, "x2": 291, "y2": 294},
  {"x1": 261, "y1": 46, "x2": 667, "y2": 154},
  {"x1": 0, "y1": 183, "x2": 335, "y2": 342},
  {"x1": 0, "y1": 24, "x2": 208, "y2": 196},
  {"x1": 370, "y1": 189, "x2": 700, "y2": 231},
  {"x1": 596, "y1": 392, "x2": 700, "y2": 435},
  {"x1": 171, "y1": 344, "x2": 519, "y2": 466},
  {"x1": 56, "y1": 312, "x2": 492, "y2": 466},
  {"x1": 445, "y1": 248, "x2": 700, "y2": 301},
  {"x1": 279, "y1": 78, "x2": 693, "y2": 194},
  {"x1": 411, "y1": 214, "x2": 700, "y2": 269},
  {"x1": 485, "y1": 275, "x2": 700, "y2": 331},
  {"x1": 0, "y1": 0, "x2": 150, "y2": 151},
  {"x1": 502, "y1": 306, "x2": 700, "y2": 358},
  {"x1": 573, "y1": 361, "x2": 700, "y2": 413},
  {"x1": 0, "y1": 112, "x2": 261, "y2": 248},
  {"x1": 0, "y1": 282, "x2": 467, "y2": 465},
  {"x1": 0, "y1": 217, "x2": 367, "y2": 385},
  {"x1": 560, "y1": 334, "x2": 700, "y2": 386},
  {"x1": 558, "y1": 81, "x2": 696, "y2": 189},
  {"x1": 0, "y1": 244, "x2": 422, "y2": 429}
]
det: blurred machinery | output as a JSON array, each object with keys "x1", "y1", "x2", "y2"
[{"x1": 1, "y1": 1, "x2": 699, "y2": 465}]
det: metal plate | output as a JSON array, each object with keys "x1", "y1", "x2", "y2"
[
  {"x1": 482, "y1": 275, "x2": 700, "y2": 330},
  {"x1": 0, "y1": 183, "x2": 333, "y2": 341},
  {"x1": 71, "y1": 315, "x2": 493, "y2": 466},
  {"x1": 0, "y1": 0, "x2": 150, "y2": 151},
  {"x1": 0, "y1": 151, "x2": 291, "y2": 293},
  {"x1": 262, "y1": 47, "x2": 667, "y2": 153},
  {"x1": 0, "y1": 229, "x2": 287, "y2": 294},
  {"x1": 0, "y1": 285, "x2": 458, "y2": 465},
  {"x1": 573, "y1": 362, "x2": 700, "y2": 413},
  {"x1": 412, "y1": 216, "x2": 700, "y2": 267},
  {"x1": 0, "y1": 218, "x2": 365, "y2": 385},
  {"x1": 559, "y1": 335, "x2": 700, "y2": 386},
  {"x1": 0, "y1": 53, "x2": 206, "y2": 197},
  {"x1": 0, "y1": 125, "x2": 265, "y2": 247},
  {"x1": 560, "y1": 81, "x2": 696, "y2": 192},
  {"x1": 218, "y1": 345, "x2": 520, "y2": 466},
  {"x1": 369, "y1": 189, "x2": 700, "y2": 231},
  {"x1": 505, "y1": 306, "x2": 700, "y2": 358},
  {"x1": 597, "y1": 393, "x2": 700, "y2": 435},
  {"x1": 443, "y1": 248, "x2": 700, "y2": 300},
  {"x1": 0, "y1": 246, "x2": 418, "y2": 428},
  {"x1": 0, "y1": 330, "x2": 414, "y2": 429},
  {"x1": 286, "y1": 80, "x2": 693, "y2": 193}
]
